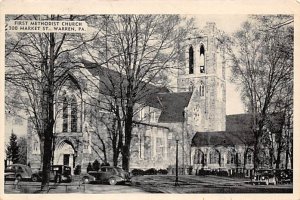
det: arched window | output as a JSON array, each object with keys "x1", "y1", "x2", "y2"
[
  {"x1": 246, "y1": 149, "x2": 254, "y2": 164},
  {"x1": 209, "y1": 149, "x2": 220, "y2": 164},
  {"x1": 62, "y1": 97, "x2": 68, "y2": 132},
  {"x1": 200, "y1": 44, "x2": 205, "y2": 73},
  {"x1": 194, "y1": 149, "x2": 204, "y2": 164},
  {"x1": 188, "y1": 83, "x2": 194, "y2": 92},
  {"x1": 227, "y1": 151, "x2": 236, "y2": 164},
  {"x1": 199, "y1": 82, "x2": 205, "y2": 97},
  {"x1": 70, "y1": 95, "x2": 77, "y2": 132},
  {"x1": 189, "y1": 46, "x2": 194, "y2": 74}
]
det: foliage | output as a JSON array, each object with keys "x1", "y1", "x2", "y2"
[
  {"x1": 6, "y1": 132, "x2": 19, "y2": 164},
  {"x1": 92, "y1": 159, "x2": 100, "y2": 171},
  {"x1": 157, "y1": 169, "x2": 168, "y2": 175},
  {"x1": 131, "y1": 169, "x2": 145, "y2": 176},
  {"x1": 144, "y1": 168, "x2": 158, "y2": 175},
  {"x1": 74, "y1": 165, "x2": 81, "y2": 175},
  {"x1": 87, "y1": 162, "x2": 93, "y2": 172},
  {"x1": 5, "y1": 14, "x2": 91, "y2": 188},
  {"x1": 81, "y1": 15, "x2": 194, "y2": 170},
  {"x1": 18, "y1": 137, "x2": 27, "y2": 165},
  {"x1": 224, "y1": 15, "x2": 293, "y2": 170}
]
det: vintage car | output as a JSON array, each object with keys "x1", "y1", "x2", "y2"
[
  {"x1": 251, "y1": 169, "x2": 277, "y2": 185},
  {"x1": 81, "y1": 166, "x2": 131, "y2": 185},
  {"x1": 275, "y1": 169, "x2": 293, "y2": 184},
  {"x1": 5, "y1": 164, "x2": 33, "y2": 181},
  {"x1": 31, "y1": 165, "x2": 72, "y2": 183}
]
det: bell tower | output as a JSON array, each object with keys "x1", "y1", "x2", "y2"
[{"x1": 177, "y1": 22, "x2": 226, "y2": 132}]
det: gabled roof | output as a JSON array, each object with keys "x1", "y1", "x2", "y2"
[
  {"x1": 83, "y1": 60, "x2": 169, "y2": 100},
  {"x1": 192, "y1": 113, "x2": 285, "y2": 147},
  {"x1": 192, "y1": 114, "x2": 255, "y2": 147},
  {"x1": 192, "y1": 131, "x2": 255, "y2": 147},
  {"x1": 155, "y1": 92, "x2": 192, "y2": 123}
]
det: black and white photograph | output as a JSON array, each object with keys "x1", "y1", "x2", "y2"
[{"x1": 1, "y1": 2, "x2": 297, "y2": 198}]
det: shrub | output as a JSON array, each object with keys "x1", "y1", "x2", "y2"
[
  {"x1": 131, "y1": 169, "x2": 145, "y2": 176},
  {"x1": 92, "y1": 159, "x2": 100, "y2": 171},
  {"x1": 87, "y1": 162, "x2": 93, "y2": 172},
  {"x1": 101, "y1": 162, "x2": 110, "y2": 167},
  {"x1": 145, "y1": 168, "x2": 157, "y2": 175},
  {"x1": 157, "y1": 169, "x2": 168, "y2": 175},
  {"x1": 74, "y1": 165, "x2": 81, "y2": 175}
]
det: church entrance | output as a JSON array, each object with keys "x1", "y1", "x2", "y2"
[{"x1": 53, "y1": 140, "x2": 76, "y2": 174}]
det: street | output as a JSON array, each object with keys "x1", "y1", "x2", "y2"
[{"x1": 4, "y1": 175, "x2": 293, "y2": 194}]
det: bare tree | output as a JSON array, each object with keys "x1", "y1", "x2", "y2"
[
  {"x1": 225, "y1": 15, "x2": 293, "y2": 171},
  {"x1": 5, "y1": 14, "x2": 89, "y2": 189},
  {"x1": 80, "y1": 15, "x2": 193, "y2": 170}
]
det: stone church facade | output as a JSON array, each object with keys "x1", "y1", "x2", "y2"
[{"x1": 26, "y1": 22, "x2": 289, "y2": 175}]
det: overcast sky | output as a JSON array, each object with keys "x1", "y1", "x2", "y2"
[{"x1": 5, "y1": 15, "x2": 249, "y2": 142}]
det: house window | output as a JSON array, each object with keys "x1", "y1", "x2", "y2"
[
  {"x1": 209, "y1": 149, "x2": 220, "y2": 164},
  {"x1": 62, "y1": 97, "x2": 68, "y2": 132},
  {"x1": 200, "y1": 44, "x2": 205, "y2": 73},
  {"x1": 70, "y1": 96, "x2": 77, "y2": 132},
  {"x1": 189, "y1": 46, "x2": 194, "y2": 74}
]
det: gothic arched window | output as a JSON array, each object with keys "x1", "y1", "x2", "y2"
[
  {"x1": 188, "y1": 83, "x2": 194, "y2": 92},
  {"x1": 62, "y1": 97, "x2": 68, "y2": 132},
  {"x1": 200, "y1": 44, "x2": 205, "y2": 73},
  {"x1": 194, "y1": 149, "x2": 204, "y2": 164},
  {"x1": 189, "y1": 46, "x2": 194, "y2": 74},
  {"x1": 227, "y1": 151, "x2": 236, "y2": 164},
  {"x1": 70, "y1": 95, "x2": 78, "y2": 132},
  {"x1": 246, "y1": 149, "x2": 254, "y2": 164},
  {"x1": 199, "y1": 82, "x2": 205, "y2": 97},
  {"x1": 209, "y1": 149, "x2": 220, "y2": 165}
]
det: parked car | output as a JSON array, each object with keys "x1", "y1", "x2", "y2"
[
  {"x1": 275, "y1": 169, "x2": 293, "y2": 184},
  {"x1": 81, "y1": 166, "x2": 131, "y2": 185},
  {"x1": 251, "y1": 169, "x2": 277, "y2": 185},
  {"x1": 4, "y1": 164, "x2": 33, "y2": 181},
  {"x1": 31, "y1": 165, "x2": 72, "y2": 183}
]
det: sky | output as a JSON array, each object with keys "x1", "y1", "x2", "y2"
[{"x1": 4, "y1": 15, "x2": 249, "y2": 142}]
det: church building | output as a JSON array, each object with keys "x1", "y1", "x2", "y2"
[{"x1": 26, "y1": 22, "x2": 289, "y2": 176}]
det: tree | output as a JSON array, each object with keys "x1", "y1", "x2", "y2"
[
  {"x1": 6, "y1": 132, "x2": 19, "y2": 164},
  {"x1": 18, "y1": 137, "x2": 27, "y2": 165},
  {"x1": 92, "y1": 159, "x2": 100, "y2": 171},
  {"x1": 225, "y1": 15, "x2": 293, "y2": 170},
  {"x1": 81, "y1": 15, "x2": 193, "y2": 170},
  {"x1": 5, "y1": 14, "x2": 89, "y2": 189}
]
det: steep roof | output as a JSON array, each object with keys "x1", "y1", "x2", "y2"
[
  {"x1": 156, "y1": 92, "x2": 192, "y2": 123},
  {"x1": 192, "y1": 114, "x2": 255, "y2": 147},
  {"x1": 192, "y1": 113, "x2": 285, "y2": 147},
  {"x1": 83, "y1": 60, "x2": 169, "y2": 99},
  {"x1": 82, "y1": 61, "x2": 194, "y2": 123}
]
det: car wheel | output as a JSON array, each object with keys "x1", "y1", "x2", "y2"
[
  {"x1": 82, "y1": 177, "x2": 89, "y2": 184},
  {"x1": 109, "y1": 178, "x2": 117, "y2": 185},
  {"x1": 31, "y1": 175, "x2": 39, "y2": 182},
  {"x1": 265, "y1": 179, "x2": 269, "y2": 185}
]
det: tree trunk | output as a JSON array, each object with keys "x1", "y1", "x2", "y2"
[
  {"x1": 41, "y1": 135, "x2": 53, "y2": 190},
  {"x1": 41, "y1": 30, "x2": 55, "y2": 190},
  {"x1": 275, "y1": 145, "x2": 283, "y2": 169},
  {"x1": 253, "y1": 137, "x2": 259, "y2": 172},
  {"x1": 122, "y1": 104, "x2": 133, "y2": 171}
]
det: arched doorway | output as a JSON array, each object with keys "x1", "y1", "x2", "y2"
[{"x1": 53, "y1": 140, "x2": 76, "y2": 173}]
